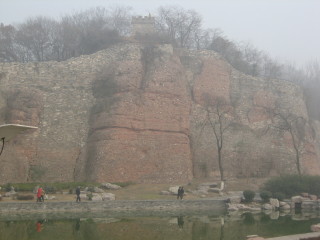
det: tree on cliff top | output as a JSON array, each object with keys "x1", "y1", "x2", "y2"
[{"x1": 203, "y1": 96, "x2": 233, "y2": 181}]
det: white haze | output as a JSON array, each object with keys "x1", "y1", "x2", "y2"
[{"x1": 0, "y1": 0, "x2": 319, "y2": 66}]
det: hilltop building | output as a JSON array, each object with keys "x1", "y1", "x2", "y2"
[{"x1": 131, "y1": 14, "x2": 155, "y2": 36}]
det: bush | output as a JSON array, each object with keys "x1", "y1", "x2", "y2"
[
  {"x1": 261, "y1": 175, "x2": 320, "y2": 198},
  {"x1": 44, "y1": 186, "x2": 56, "y2": 194},
  {"x1": 260, "y1": 191, "x2": 272, "y2": 202},
  {"x1": 243, "y1": 190, "x2": 255, "y2": 203},
  {"x1": 16, "y1": 194, "x2": 34, "y2": 200}
]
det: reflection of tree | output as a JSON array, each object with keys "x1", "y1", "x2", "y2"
[{"x1": 242, "y1": 212, "x2": 255, "y2": 225}]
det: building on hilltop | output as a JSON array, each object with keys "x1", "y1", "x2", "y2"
[{"x1": 131, "y1": 14, "x2": 155, "y2": 36}]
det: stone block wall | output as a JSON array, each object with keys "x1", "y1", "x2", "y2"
[{"x1": 0, "y1": 42, "x2": 319, "y2": 183}]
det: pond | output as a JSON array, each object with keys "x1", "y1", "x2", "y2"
[{"x1": 1, "y1": 211, "x2": 320, "y2": 240}]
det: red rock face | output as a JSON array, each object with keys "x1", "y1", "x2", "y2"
[
  {"x1": 193, "y1": 58, "x2": 231, "y2": 105},
  {"x1": 81, "y1": 49, "x2": 193, "y2": 183},
  {"x1": 0, "y1": 43, "x2": 319, "y2": 183},
  {"x1": 0, "y1": 88, "x2": 43, "y2": 182}
]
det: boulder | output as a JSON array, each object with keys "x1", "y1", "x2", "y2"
[
  {"x1": 4, "y1": 190, "x2": 16, "y2": 197},
  {"x1": 100, "y1": 183, "x2": 121, "y2": 190},
  {"x1": 93, "y1": 187, "x2": 105, "y2": 193},
  {"x1": 101, "y1": 193, "x2": 115, "y2": 201},
  {"x1": 169, "y1": 186, "x2": 179, "y2": 195},
  {"x1": 262, "y1": 203, "x2": 273, "y2": 210},
  {"x1": 279, "y1": 203, "x2": 291, "y2": 210},
  {"x1": 291, "y1": 196, "x2": 303, "y2": 203},
  {"x1": 80, "y1": 193, "x2": 88, "y2": 200},
  {"x1": 311, "y1": 223, "x2": 320, "y2": 232},
  {"x1": 269, "y1": 198, "x2": 280, "y2": 209},
  {"x1": 92, "y1": 194, "x2": 103, "y2": 201},
  {"x1": 310, "y1": 195, "x2": 318, "y2": 200}
]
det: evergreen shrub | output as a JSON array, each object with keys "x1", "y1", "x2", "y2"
[
  {"x1": 260, "y1": 190, "x2": 272, "y2": 202},
  {"x1": 243, "y1": 190, "x2": 255, "y2": 202},
  {"x1": 261, "y1": 175, "x2": 320, "y2": 198}
]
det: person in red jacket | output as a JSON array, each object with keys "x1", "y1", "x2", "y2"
[{"x1": 37, "y1": 187, "x2": 43, "y2": 202}]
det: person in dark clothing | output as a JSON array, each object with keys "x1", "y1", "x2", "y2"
[
  {"x1": 177, "y1": 187, "x2": 181, "y2": 199},
  {"x1": 76, "y1": 186, "x2": 81, "y2": 202},
  {"x1": 180, "y1": 187, "x2": 184, "y2": 200}
]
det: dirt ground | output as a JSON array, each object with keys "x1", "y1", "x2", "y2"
[{"x1": 0, "y1": 177, "x2": 267, "y2": 203}]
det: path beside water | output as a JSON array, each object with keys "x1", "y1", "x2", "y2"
[{"x1": 0, "y1": 199, "x2": 227, "y2": 220}]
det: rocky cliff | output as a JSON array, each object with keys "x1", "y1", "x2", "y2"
[{"x1": 0, "y1": 42, "x2": 319, "y2": 183}]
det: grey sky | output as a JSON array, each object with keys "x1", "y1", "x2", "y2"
[{"x1": 0, "y1": 0, "x2": 319, "y2": 66}]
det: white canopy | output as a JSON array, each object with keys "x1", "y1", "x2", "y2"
[{"x1": 0, "y1": 124, "x2": 38, "y2": 141}]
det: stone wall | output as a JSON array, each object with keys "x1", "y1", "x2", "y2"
[
  {"x1": 0, "y1": 42, "x2": 319, "y2": 183},
  {"x1": 0, "y1": 200, "x2": 226, "y2": 218}
]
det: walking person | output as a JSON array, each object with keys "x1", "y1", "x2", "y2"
[
  {"x1": 180, "y1": 187, "x2": 185, "y2": 200},
  {"x1": 177, "y1": 187, "x2": 182, "y2": 199},
  {"x1": 76, "y1": 186, "x2": 81, "y2": 202},
  {"x1": 36, "y1": 187, "x2": 43, "y2": 202},
  {"x1": 41, "y1": 189, "x2": 46, "y2": 202}
]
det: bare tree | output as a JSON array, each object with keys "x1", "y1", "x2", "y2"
[
  {"x1": 268, "y1": 108, "x2": 306, "y2": 175},
  {"x1": 15, "y1": 16, "x2": 57, "y2": 61},
  {"x1": 203, "y1": 96, "x2": 233, "y2": 180},
  {"x1": 0, "y1": 23, "x2": 18, "y2": 62},
  {"x1": 156, "y1": 6, "x2": 202, "y2": 48}
]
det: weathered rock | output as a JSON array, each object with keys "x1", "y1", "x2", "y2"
[
  {"x1": 169, "y1": 186, "x2": 179, "y2": 195},
  {"x1": 292, "y1": 196, "x2": 303, "y2": 203},
  {"x1": 262, "y1": 203, "x2": 273, "y2": 210},
  {"x1": 311, "y1": 223, "x2": 320, "y2": 232},
  {"x1": 93, "y1": 187, "x2": 105, "y2": 193},
  {"x1": 279, "y1": 203, "x2": 291, "y2": 210},
  {"x1": 101, "y1": 193, "x2": 115, "y2": 201},
  {"x1": 269, "y1": 198, "x2": 280, "y2": 209},
  {"x1": 310, "y1": 195, "x2": 318, "y2": 201},
  {"x1": 4, "y1": 190, "x2": 17, "y2": 197},
  {"x1": 92, "y1": 194, "x2": 103, "y2": 201},
  {"x1": 100, "y1": 183, "x2": 121, "y2": 190}
]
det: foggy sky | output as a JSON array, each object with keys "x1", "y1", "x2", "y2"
[{"x1": 0, "y1": 0, "x2": 319, "y2": 66}]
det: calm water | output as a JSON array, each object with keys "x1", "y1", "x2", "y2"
[{"x1": 1, "y1": 211, "x2": 320, "y2": 240}]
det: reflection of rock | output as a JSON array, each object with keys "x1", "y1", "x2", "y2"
[
  {"x1": 227, "y1": 203, "x2": 260, "y2": 211},
  {"x1": 269, "y1": 211, "x2": 280, "y2": 220}
]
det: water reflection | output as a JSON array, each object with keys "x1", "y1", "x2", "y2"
[{"x1": 0, "y1": 212, "x2": 319, "y2": 240}]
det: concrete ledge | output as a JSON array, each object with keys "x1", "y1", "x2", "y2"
[
  {"x1": 265, "y1": 232, "x2": 320, "y2": 240},
  {"x1": 0, "y1": 199, "x2": 227, "y2": 220}
]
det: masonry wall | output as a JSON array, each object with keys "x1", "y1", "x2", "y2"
[{"x1": 0, "y1": 42, "x2": 319, "y2": 184}]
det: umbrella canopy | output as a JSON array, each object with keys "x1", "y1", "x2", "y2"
[{"x1": 0, "y1": 124, "x2": 38, "y2": 141}]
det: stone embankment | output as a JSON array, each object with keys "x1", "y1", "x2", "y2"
[{"x1": 0, "y1": 199, "x2": 227, "y2": 220}]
